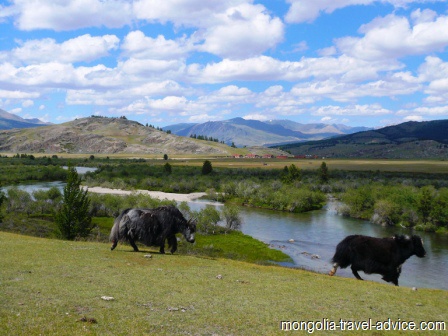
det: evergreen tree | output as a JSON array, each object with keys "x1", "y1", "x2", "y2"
[
  {"x1": 164, "y1": 162, "x2": 172, "y2": 174},
  {"x1": 318, "y1": 161, "x2": 329, "y2": 183},
  {"x1": 55, "y1": 166, "x2": 92, "y2": 240},
  {"x1": 202, "y1": 160, "x2": 213, "y2": 175}
]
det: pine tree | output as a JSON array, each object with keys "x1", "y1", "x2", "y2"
[
  {"x1": 318, "y1": 161, "x2": 329, "y2": 184},
  {"x1": 202, "y1": 160, "x2": 213, "y2": 175},
  {"x1": 55, "y1": 166, "x2": 92, "y2": 240}
]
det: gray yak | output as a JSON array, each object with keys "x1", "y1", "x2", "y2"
[{"x1": 109, "y1": 205, "x2": 196, "y2": 254}]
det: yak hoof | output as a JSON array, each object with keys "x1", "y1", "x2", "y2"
[{"x1": 329, "y1": 270, "x2": 335, "y2": 276}]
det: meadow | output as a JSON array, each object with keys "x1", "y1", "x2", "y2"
[
  {"x1": 1, "y1": 155, "x2": 448, "y2": 334},
  {"x1": 1, "y1": 231, "x2": 447, "y2": 335}
]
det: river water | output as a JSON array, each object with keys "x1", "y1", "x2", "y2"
[
  {"x1": 3, "y1": 180, "x2": 447, "y2": 290},
  {"x1": 189, "y1": 200, "x2": 448, "y2": 290}
]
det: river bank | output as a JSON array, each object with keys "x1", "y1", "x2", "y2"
[{"x1": 84, "y1": 186, "x2": 207, "y2": 203}]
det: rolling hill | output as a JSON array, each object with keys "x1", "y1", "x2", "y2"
[
  {"x1": 277, "y1": 120, "x2": 448, "y2": 159},
  {"x1": 164, "y1": 118, "x2": 370, "y2": 147},
  {"x1": 0, "y1": 109, "x2": 51, "y2": 130},
  {"x1": 0, "y1": 116, "x2": 288, "y2": 156}
]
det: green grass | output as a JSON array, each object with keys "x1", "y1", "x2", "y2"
[{"x1": 1, "y1": 232, "x2": 447, "y2": 335}]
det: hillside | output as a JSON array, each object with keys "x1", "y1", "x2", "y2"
[
  {"x1": 278, "y1": 120, "x2": 448, "y2": 159},
  {"x1": 0, "y1": 117, "x2": 239, "y2": 155},
  {"x1": 0, "y1": 109, "x2": 51, "y2": 130},
  {"x1": 1, "y1": 232, "x2": 447, "y2": 335},
  {"x1": 164, "y1": 118, "x2": 370, "y2": 147}
]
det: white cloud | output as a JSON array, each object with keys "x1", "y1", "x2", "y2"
[
  {"x1": 133, "y1": 0, "x2": 247, "y2": 27},
  {"x1": 243, "y1": 113, "x2": 269, "y2": 121},
  {"x1": 11, "y1": 0, "x2": 133, "y2": 31},
  {"x1": 398, "y1": 105, "x2": 448, "y2": 116},
  {"x1": 122, "y1": 31, "x2": 193, "y2": 60},
  {"x1": 336, "y1": 13, "x2": 448, "y2": 61},
  {"x1": 403, "y1": 115, "x2": 424, "y2": 121},
  {"x1": 285, "y1": 0, "x2": 446, "y2": 23},
  {"x1": 8, "y1": 34, "x2": 119, "y2": 65},
  {"x1": 197, "y1": 3, "x2": 284, "y2": 59},
  {"x1": 0, "y1": 89, "x2": 40, "y2": 99},
  {"x1": 22, "y1": 99, "x2": 34, "y2": 107},
  {"x1": 312, "y1": 104, "x2": 392, "y2": 116}
]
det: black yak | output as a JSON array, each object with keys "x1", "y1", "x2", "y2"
[
  {"x1": 329, "y1": 234, "x2": 426, "y2": 286},
  {"x1": 109, "y1": 205, "x2": 196, "y2": 254}
]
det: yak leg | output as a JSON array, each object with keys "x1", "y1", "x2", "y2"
[
  {"x1": 129, "y1": 238, "x2": 139, "y2": 252},
  {"x1": 382, "y1": 269, "x2": 399, "y2": 286},
  {"x1": 167, "y1": 235, "x2": 178, "y2": 254},
  {"x1": 159, "y1": 242, "x2": 165, "y2": 254},
  {"x1": 329, "y1": 263, "x2": 339, "y2": 276},
  {"x1": 351, "y1": 266, "x2": 364, "y2": 280}
]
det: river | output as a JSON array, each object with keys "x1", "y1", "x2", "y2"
[
  {"x1": 189, "y1": 200, "x2": 448, "y2": 291},
  {"x1": 3, "y1": 180, "x2": 447, "y2": 290}
]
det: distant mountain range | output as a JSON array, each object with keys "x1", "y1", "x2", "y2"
[
  {"x1": 277, "y1": 119, "x2": 448, "y2": 159},
  {"x1": 0, "y1": 109, "x2": 51, "y2": 130},
  {"x1": 164, "y1": 117, "x2": 371, "y2": 147}
]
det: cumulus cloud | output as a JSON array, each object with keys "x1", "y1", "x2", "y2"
[
  {"x1": 133, "y1": 0, "x2": 247, "y2": 27},
  {"x1": 196, "y1": 3, "x2": 284, "y2": 59},
  {"x1": 121, "y1": 31, "x2": 193, "y2": 60},
  {"x1": 336, "y1": 12, "x2": 448, "y2": 61},
  {"x1": 285, "y1": 0, "x2": 446, "y2": 23},
  {"x1": 10, "y1": 0, "x2": 133, "y2": 31},
  {"x1": 7, "y1": 34, "x2": 119, "y2": 65},
  {"x1": 312, "y1": 104, "x2": 392, "y2": 116}
]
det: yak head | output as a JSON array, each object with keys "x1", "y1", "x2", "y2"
[
  {"x1": 394, "y1": 234, "x2": 426, "y2": 258},
  {"x1": 411, "y1": 235, "x2": 426, "y2": 258},
  {"x1": 183, "y1": 218, "x2": 196, "y2": 243}
]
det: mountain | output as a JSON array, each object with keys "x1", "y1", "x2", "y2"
[
  {"x1": 266, "y1": 120, "x2": 370, "y2": 135},
  {"x1": 0, "y1": 109, "x2": 51, "y2": 130},
  {"x1": 164, "y1": 118, "x2": 369, "y2": 147},
  {"x1": 0, "y1": 116, "x2": 286, "y2": 156},
  {"x1": 276, "y1": 120, "x2": 448, "y2": 159}
]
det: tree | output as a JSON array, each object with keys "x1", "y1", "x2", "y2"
[
  {"x1": 222, "y1": 205, "x2": 242, "y2": 231},
  {"x1": 417, "y1": 186, "x2": 435, "y2": 224},
  {"x1": 318, "y1": 161, "x2": 329, "y2": 184},
  {"x1": 283, "y1": 164, "x2": 301, "y2": 183},
  {"x1": 55, "y1": 166, "x2": 92, "y2": 240},
  {"x1": 163, "y1": 154, "x2": 168, "y2": 160},
  {"x1": 0, "y1": 189, "x2": 5, "y2": 222},
  {"x1": 202, "y1": 160, "x2": 213, "y2": 175},
  {"x1": 164, "y1": 162, "x2": 172, "y2": 174}
]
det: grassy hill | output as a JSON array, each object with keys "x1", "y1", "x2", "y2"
[
  {"x1": 1, "y1": 232, "x2": 447, "y2": 335},
  {"x1": 0, "y1": 117, "x2": 238, "y2": 156},
  {"x1": 278, "y1": 120, "x2": 448, "y2": 159}
]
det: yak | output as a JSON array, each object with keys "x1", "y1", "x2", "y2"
[
  {"x1": 328, "y1": 234, "x2": 426, "y2": 286},
  {"x1": 109, "y1": 205, "x2": 196, "y2": 254}
]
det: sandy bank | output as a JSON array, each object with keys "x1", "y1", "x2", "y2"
[{"x1": 84, "y1": 186, "x2": 207, "y2": 203}]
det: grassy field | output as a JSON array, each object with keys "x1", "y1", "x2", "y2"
[{"x1": 1, "y1": 232, "x2": 447, "y2": 335}]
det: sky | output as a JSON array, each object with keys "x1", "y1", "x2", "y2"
[{"x1": 0, "y1": 0, "x2": 448, "y2": 128}]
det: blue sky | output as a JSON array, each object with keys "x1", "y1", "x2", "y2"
[{"x1": 0, "y1": 0, "x2": 447, "y2": 128}]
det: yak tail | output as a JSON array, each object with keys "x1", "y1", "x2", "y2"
[
  {"x1": 109, "y1": 209, "x2": 130, "y2": 242},
  {"x1": 331, "y1": 235, "x2": 358, "y2": 268}
]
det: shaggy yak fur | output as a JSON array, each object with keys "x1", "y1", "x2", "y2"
[
  {"x1": 109, "y1": 205, "x2": 196, "y2": 254},
  {"x1": 329, "y1": 234, "x2": 426, "y2": 286}
]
